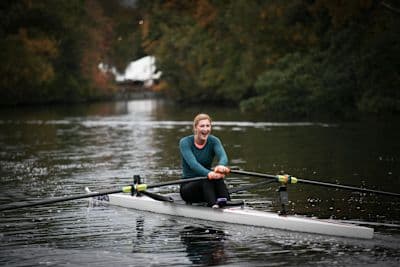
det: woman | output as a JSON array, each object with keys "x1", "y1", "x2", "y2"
[{"x1": 179, "y1": 113, "x2": 231, "y2": 208}]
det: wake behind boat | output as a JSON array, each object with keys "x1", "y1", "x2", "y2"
[{"x1": 85, "y1": 187, "x2": 374, "y2": 239}]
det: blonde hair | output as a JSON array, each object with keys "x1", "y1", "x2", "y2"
[{"x1": 193, "y1": 113, "x2": 212, "y2": 133}]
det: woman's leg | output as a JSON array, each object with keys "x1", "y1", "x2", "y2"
[
  {"x1": 180, "y1": 179, "x2": 230, "y2": 206},
  {"x1": 202, "y1": 180, "x2": 231, "y2": 206},
  {"x1": 180, "y1": 180, "x2": 205, "y2": 203},
  {"x1": 201, "y1": 180, "x2": 218, "y2": 206},
  {"x1": 213, "y1": 179, "x2": 231, "y2": 201}
]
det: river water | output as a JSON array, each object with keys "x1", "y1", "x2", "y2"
[{"x1": 0, "y1": 99, "x2": 399, "y2": 266}]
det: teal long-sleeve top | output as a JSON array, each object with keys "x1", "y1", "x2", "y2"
[{"x1": 179, "y1": 135, "x2": 228, "y2": 178}]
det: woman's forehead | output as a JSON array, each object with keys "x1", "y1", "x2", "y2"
[{"x1": 197, "y1": 119, "x2": 211, "y2": 125}]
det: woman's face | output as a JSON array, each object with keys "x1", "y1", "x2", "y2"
[{"x1": 195, "y1": 119, "x2": 211, "y2": 142}]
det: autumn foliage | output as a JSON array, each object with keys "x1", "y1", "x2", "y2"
[
  {"x1": 0, "y1": 0, "x2": 141, "y2": 104},
  {"x1": 139, "y1": 0, "x2": 400, "y2": 117},
  {"x1": 0, "y1": 0, "x2": 399, "y2": 117}
]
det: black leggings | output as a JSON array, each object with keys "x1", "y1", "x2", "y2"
[{"x1": 180, "y1": 179, "x2": 230, "y2": 207}]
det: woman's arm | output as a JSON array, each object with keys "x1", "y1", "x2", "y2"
[
  {"x1": 212, "y1": 136, "x2": 228, "y2": 166},
  {"x1": 212, "y1": 136, "x2": 230, "y2": 175}
]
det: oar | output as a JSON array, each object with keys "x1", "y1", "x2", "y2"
[
  {"x1": 230, "y1": 169, "x2": 400, "y2": 197},
  {"x1": 0, "y1": 176, "x2": 208, "y2": 212}
]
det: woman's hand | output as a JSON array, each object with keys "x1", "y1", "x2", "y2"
[
  {"x1": 214, "y1": 165, "x2": 230, "y2": 174},
  {"x1": 208, "y1": 171, "x2": 225, "y2": 180}
]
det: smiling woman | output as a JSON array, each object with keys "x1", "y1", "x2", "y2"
[{"x1": 179, "y1": 113, "x2": 231, "y2": 207}]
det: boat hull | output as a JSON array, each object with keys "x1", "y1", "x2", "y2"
[{"x1": 90, "y1": 191, "x2": 374, "y2": 239}]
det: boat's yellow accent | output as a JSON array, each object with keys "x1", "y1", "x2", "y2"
[
  {"x1": 135, "y1": 184, "x2": 147, "y2": 191},
  {"x1": 277, "y1": 175, "x2": 298, "y2": 184},
  {"x1": 122, "y1": 186, "x2": 132, "y2": 193}
]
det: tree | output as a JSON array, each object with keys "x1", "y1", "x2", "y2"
[{"x1": 0, "y1": 0, "x2": 142, "y2": 105}]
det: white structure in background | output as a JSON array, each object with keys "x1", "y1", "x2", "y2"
[{"x1": 99, "y1": 56, "x2": 162, "y2": 87}]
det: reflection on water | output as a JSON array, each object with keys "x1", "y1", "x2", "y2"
[
  {"x1": 180, "y1": 226, "x2": 227, "y2": 266},
  {"x1": 135, "y1": 217, "x2": 145, "y2": 240},
  {"x1": 1, "y1": 99, "x2": 400, "y2": 266}
]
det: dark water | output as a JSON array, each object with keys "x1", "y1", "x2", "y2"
[{"x1": 1, "y1": 99, "x2": 399, "y2": 266}]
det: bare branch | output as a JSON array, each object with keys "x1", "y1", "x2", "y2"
[{"x1": 381, "y1": 1, "x2": 400, "y2": 14}]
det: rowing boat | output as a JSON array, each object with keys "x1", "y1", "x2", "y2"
[{"x1": 85, "y1": 187, "x2": 374, "y2": 239}]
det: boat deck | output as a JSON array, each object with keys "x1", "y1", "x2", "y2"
[{"x1": 87, "y1": 189, "x2": 374, "y2": 239}]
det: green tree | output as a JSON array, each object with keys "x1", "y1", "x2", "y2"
[
  {"x1": 0, "y1": 0, "x2": 142, "y2": 105},
  {"x1": 139, "y1": 0, "x2": 400, "y2": 117}
]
